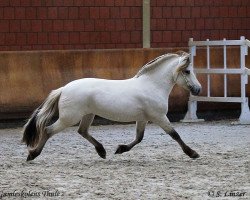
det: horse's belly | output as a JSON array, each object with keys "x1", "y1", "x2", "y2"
[
  {"x1": 91, "y1": 97, "x2": 145, "y2": 122},
  {"x1": 97, "y1": 111, "x2": 144, "y2": 122},
  {"x1": 97, "y1": 109, "x2": 145, "y2": 122}
]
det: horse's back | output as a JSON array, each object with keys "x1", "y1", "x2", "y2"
[{"x1": 62, "y1": 78, "x2": 135, "y2": 98}]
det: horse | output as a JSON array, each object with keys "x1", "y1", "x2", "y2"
[{"x1": 22, "y1": 51, "x2": 202, "y2": 161}]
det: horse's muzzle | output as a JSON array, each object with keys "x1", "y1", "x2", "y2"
[{"x1": 190, "y1": 86, "x2": 201, "y2": 96}]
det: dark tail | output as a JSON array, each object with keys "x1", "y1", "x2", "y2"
[
  {"x1": 22, "y1": 87, "x2": 62, "y2": 148},
  {"x1": 22, "y1": 107, "x2": 41, "y2": 147}
]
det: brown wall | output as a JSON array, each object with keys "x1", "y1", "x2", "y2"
[
  {"x1": 0, "y1": 0, "x2": 142, "y2": 50},
  {"x1": 151, "y1": 0, "x2": 250, "y2": 47},
  {"x1": 1, "y1": 48, "x2": 249, "y2": 119},
  {"x1": 0, "y1": 0, "x2": 250, "y2": 50}
]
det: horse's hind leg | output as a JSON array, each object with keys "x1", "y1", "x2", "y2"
[
  {"x1": 27, "y1": 119, "x2": 69, "y2": 161},
  {"x1": 78, "y1": 114, "x2": 106, "y2": 159},
  {"x1": 115, "y1": 121, "x2": 147, "y2": 154},
  {"x1": 152, "y1": 115, "x2": 199, "y2": 159}
]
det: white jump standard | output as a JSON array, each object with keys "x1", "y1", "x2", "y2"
[{"x1": 183, "y1": 36, "x2": 250, "y2": 124}]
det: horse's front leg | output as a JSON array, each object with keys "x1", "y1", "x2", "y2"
[
  {"x1": 115, "y1": 121, "x2": 147, "y2": 154},
  {"x1": 152, "y1": 115, "x2": 199, "y2": 159}
]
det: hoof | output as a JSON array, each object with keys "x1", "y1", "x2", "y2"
[
  {"x1": 189, "y1": 151, "x2": 200, "y2": 159},
  {"x1": 115, "y1": 145, "x2": 130, "y2": 154},
  {"x1": 26, "y1": 151, "x2": 40, "y2": 161},
  {"x1": 26, "y1": 154, "x2": 33, "y2": 161},
  {"x1": 95, "y1": 145, "x2": 106, "y2": 159}
]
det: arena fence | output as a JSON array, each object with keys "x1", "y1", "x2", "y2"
[{"x1": 183, "y1": 36, "x2": 250, "y2": 124}]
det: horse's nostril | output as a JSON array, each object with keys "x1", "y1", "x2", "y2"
[{"x1": 191, "y1": 87, "x2": 201, "y2": 95}]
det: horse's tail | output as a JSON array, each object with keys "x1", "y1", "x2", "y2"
[{"x1": 22, "y1": 87, "x2": 63, "y2": 148}]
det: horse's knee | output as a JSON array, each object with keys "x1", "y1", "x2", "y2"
[{"x1": 78, "y1": 122, "x2": 91, "y2": 138}]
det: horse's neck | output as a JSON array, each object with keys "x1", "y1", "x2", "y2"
[{"x1": 138, "y1": 62, "x2": 176, "y2": 97}]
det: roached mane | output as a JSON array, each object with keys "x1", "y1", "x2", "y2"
[{"x1": 134, "y1": 53, "x2": 177, "y2": 78}]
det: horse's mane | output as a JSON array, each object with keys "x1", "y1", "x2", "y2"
[{"x1": 134, "y1": 53, "x2": 177, "y2": 78}]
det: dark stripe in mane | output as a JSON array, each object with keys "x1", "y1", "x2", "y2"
[{"x1": 134, "y1": 53, "x2": 177, "y2": 78}]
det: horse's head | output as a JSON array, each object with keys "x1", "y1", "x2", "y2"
[{"x1": 173, "y1": 51, "x2": 202, "y2": 96}]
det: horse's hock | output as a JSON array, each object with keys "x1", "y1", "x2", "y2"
[{"x1": 0, "y1": 46, "x2": 250, "y2": 120}]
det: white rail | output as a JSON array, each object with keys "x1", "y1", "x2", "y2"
[
  {"x1": 182, "y1": 36, "x2": 250, "y2": 124},
  {"x1": 194, "y1": 68, "x2": 248, "y2": 74}
]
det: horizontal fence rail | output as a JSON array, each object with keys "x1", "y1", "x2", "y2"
[
  {"x1": 188, "y1": 39, "x2": 246, "y2": 46},
  {"x1": 194, "y1": 68, "x2": 248, "y2": 74}
]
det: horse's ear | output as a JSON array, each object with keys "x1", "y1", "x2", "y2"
[
  {"x1": 173, "y1": 55, "x2": 190, "y2": 81},
  {"x1": 176, "y1": 58, "x2": 190, "y2": 74},
  {"x1": 173, "y1": 51, "x2": 190, "y2": 81}
]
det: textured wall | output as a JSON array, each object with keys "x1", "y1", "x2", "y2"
[
  {"x1": 0, "y1": 0, "x2": 142, "y2": 50},
  {"x1": 151, "y1": 0, "x2": 250, "y2": 47},
  {"x1": 0, "y1": 0, "x2": 250, "y2": 50}
]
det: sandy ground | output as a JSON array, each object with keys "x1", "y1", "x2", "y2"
[{"x1": 0, "y1": 120, "x2": 249, "y2": 200}]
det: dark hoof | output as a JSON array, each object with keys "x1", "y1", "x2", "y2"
[
  {"x1": 189, "y1": 151, "x2": 200, "y2": 159},
  {"x1": 26, "y1": 151, "x2": 40, "y2": 161},
  {"x1": 115, "y1": 145, "x2": 130, "y2": 154},
  {"x1": 95, "y1": 145, "x2": 106, "y2": 159}
]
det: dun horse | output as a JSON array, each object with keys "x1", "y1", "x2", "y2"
[{"x1": 22, "y1": 51, "x2": 202, "y2": 161}]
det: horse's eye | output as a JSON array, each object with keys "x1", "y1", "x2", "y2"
[{"x1": 184, "y1": 70, "x2": 190, "y2": 74}]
